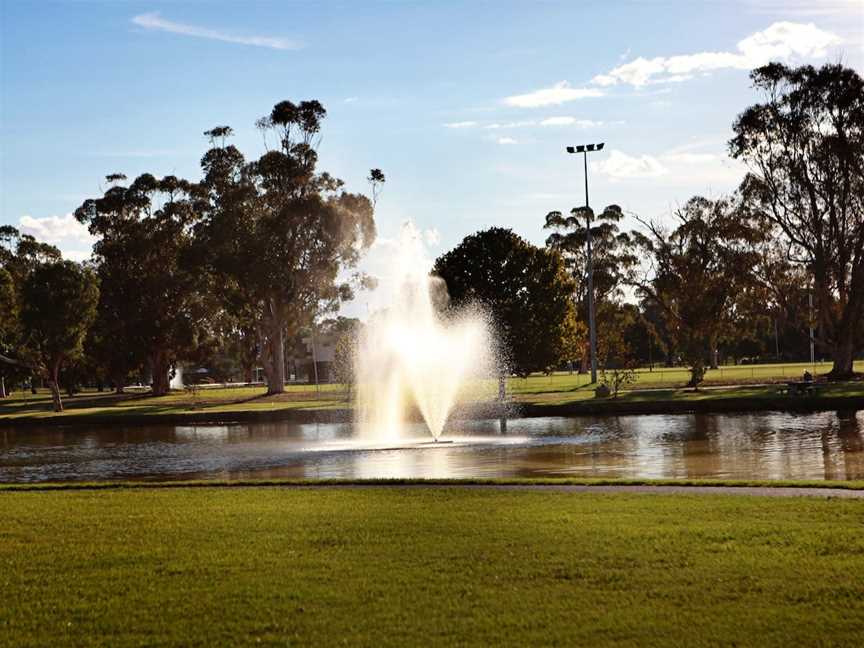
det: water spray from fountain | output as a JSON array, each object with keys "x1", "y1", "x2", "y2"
[{"x1": 355, "y1": 223, "x2": 498, "y2": 442}]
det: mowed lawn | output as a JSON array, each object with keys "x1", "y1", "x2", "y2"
[
  {"x1": 2, "y1": 360, "x2": 863, "y2": 421},
  {"x1": 1, "y1": 487, "x2": 863, "y2": 647}
]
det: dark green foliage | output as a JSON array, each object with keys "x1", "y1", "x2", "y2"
[
  {"x1": 18, "y1": 260, "x2": 99, "y2": 410},
  {"x1": 196, "y1": 100, "x2": 377, "y2": 394},
  {"x1": 75, "y1": 174, "x2": 212, "y2": 395},
  {"x1": 433, "y1": 227, "x2": 577, "y2": 377},
  {"x1": 633, "y1": 196, "x2": 764, "y2": 387}
]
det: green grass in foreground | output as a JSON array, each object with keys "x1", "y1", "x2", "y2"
[{"x1": 1, "y1": 487, "x2": 863, "y2": 647}]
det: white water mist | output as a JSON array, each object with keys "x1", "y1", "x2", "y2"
[{"x1": 354, "y1": 223, "x2": 495, "y2": 442}]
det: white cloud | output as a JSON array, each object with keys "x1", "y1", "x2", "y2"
[
  {"x1": 503, "y1": 81, "x2": 604, "y2": 108},
  {"x1": 593, "y1": 22, "x2": 841, "y2": 87},
  {"x1": 443, "y1": 121, "x2": 478, "y2": 129},
  {"x1": 595, "y1": 151, "x2": 669, "y2": 178},
  {"x1": 62, "y1": 250, "x2": 93, "y2": 263},
  {"x1": 539, "y1": 117, "x2": 606, "y2": 128},
  {"x1": 19, "y1": 214, "x2": 95, "y2": 246},
  {"x1": 483, "y1": 120, "x2": 536, "y2": 129},
  {"x1": 131, "y1": 12, "x2": 301, "y2": 50},
  {"x1": 497, "y1": 137, "x2": 517, "y2": 145},
  {"x1": 344, "y1": 97, "x2": 358, "y2": 103}
]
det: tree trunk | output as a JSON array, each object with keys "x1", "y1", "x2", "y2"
[
  {"x1": 829, "y1": 330, "x2": 856, "y2": 379},
  {"x1": 113, "y1": 371, "x2": 125, "y2": 395},
  {"x1": 259, "y1": 313, "x2": 286, "y2": 395},
  {"x1": 268, "y1": 325, "x2": 286, "y2": 395},
  {"x1": 150, "y1": 350, "x2": 171, "y2": 396},
  {"x1": 47, "y1": 362, "x2": 63, "y2": 412},
  {"x1": 0, "y1": 374, "x2": 5, "y2": 398},
  {"x1": 578, "y1": 346, "x2": 588, "y2": 374}
]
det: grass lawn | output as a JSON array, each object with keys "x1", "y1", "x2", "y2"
[
  {"x1": 1, "y1": 486, "x2": 863, "y2": 647},
  {"x1": 1, "y1": 360, "x2": 862, "y2": 423}
]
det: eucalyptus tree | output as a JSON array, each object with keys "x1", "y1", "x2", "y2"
[
  {"x1": 0, "y1": 226, "x2": 63, "y2": 394},
  {"x1": 0, "y1": 268, "x2": 16, "y2": 397},
  {"x1": 731, "y1": 62, "x2": 864, "y2": 378},
  {"x1": 633, "y1": 196, "x2": 764, "y2": 387},
  {"x1": 197, "y1": 101, "x2": 377, "y2": 394},
  {"x1": 544, "y1": 204, "x2": 639, "y2": 371},
  {"x1": 15, "y1": 260, "x2": 99, "y2": 411},
  {"x1": 75, "y1": 173, "x2": 212, "y2": 394}
]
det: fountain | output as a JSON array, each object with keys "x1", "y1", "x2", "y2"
[{"x1": 354, "y1": 224, "x2": 497, "y2": 443}]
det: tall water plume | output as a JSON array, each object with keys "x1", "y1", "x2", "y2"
[{"x1": 354, "y1": 223, "x2": 496, "y2": 442}]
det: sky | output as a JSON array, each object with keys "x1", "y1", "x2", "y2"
[{"x1": 2, "y1": 0, "x2": 863, "y2": 316}]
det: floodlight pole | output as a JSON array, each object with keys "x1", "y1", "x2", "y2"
[
  {"x1": 583, "y1": 150, "x2": 598, "y2": 385},
  {"x1": 567, "y1": 143, "x2": 603, "y2": 384}
]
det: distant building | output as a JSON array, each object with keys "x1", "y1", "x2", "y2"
[{"x1": 287, "y1": 331, "x2": 338, "y2": 383}]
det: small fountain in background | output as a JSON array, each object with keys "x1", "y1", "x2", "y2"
[{"x1": 355, "y1": 223, "x2": 498, "y2": 442}]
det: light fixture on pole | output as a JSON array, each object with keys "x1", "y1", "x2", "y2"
[{"x1": 566, "y1": 142, "x2": 604, "y2": 384}]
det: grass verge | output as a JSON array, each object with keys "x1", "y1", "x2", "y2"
[
  {"x1": 1, "y1": 486, "x2": 862, "y2": 647},
  {"x1": 2, "y1": 476, "x2": 864, "y2": 492},
  {"x1": 2, "y1": 378, "x2": 863, "y2": 427}
]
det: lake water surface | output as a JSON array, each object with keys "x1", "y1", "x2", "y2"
[{"x1": 1, "y1": 410, "x2": 863, "y2": 483}]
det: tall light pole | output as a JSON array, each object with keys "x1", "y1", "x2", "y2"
[{"x1": 566, "y1": 143, "x2": 604, "y2": 384}]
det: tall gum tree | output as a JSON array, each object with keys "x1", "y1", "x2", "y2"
[
  {"x1": 75, "y1": 173, "x2": 211, "y2": 395},
  {"x1": 544, "y1": 205, "x2": 639, "y2": 372},
  {"x1": 197, "y1": 101, "x2": 377, "y2": 395},
  {"x1": 632, "y1": 196, "x2": 764, "y2": 387},
  {"x1": 730, "y1": 62, "x2": 864, "y2": 378}
]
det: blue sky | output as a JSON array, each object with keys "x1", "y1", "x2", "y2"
[{"x1": 2, "y1": 0, "x2": 862, "y2": 313}]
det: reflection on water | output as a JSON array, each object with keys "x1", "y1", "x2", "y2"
[{"x1": 1, "y1": 411, "x2": 863, "y2": 483}]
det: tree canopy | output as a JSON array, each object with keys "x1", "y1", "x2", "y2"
[
  {"x1": 633, "y1": 196, "x2": 764, "y2": 387},
  {"x1": 731, "y1": 62, "x2": 864, "y2": 378},
  {"x1": 17, "y1": 260, "x2": 99, "y2": 410},
  {"x1": 432, "y1": 227, "x2": 577, "y2": 377},
  {"x1": 196, "y1": 99, "x2": 378, "y2": 394}
]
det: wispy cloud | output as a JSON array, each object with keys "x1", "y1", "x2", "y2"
[
  {"x1": 445, "y1": 117, "x2": 615, "y2": 131},
  {"x1": 497, "y1": 137, "x2": 518, "y2": 145},
  {"x1": 595, "y1": 151, "x2": 669, "y2": 179},
  {"x1": 592, "y1": 21, "x2": 840, "y2": 87},
  {"x1": 131, "y1": 12, "x2": 302, "y2": 50},
  {"x1": 484, "y1": 120, "x2": 536, "y2": 129},
  {"x1": 744, "y1": 0, "x2": 863, "y2": 17},
  {"x1": 503, "y1": 81, "x2": 603, "y2": 108},
  {"x1": 344, "y1": 97, "x2": 359, "y2": 103},
  {"x1": 539, "y1": 117, "x2": 607, "y2": 128}
]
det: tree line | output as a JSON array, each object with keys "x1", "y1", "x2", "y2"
[
  {"x1": 1, "y1": 62, "x2": 862, "y2": 409},
  {"x1": 1, "y1": 100, "x2": 380, "y2": 410},
  {"x1": 434, "y1": 63, "x2": 864, "y2": 388}
]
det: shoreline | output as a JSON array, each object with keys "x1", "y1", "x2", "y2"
[
  {"x1": 3, "y1": 476, "x2": 864, "y2": 492},
  {"x1": 1, "y1": 392, "x2": 862, "y2": 428}
]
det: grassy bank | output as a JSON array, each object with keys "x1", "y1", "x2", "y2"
[
  {"x1": 1, "y1": 486, "x2": 862, "y2": 647},
  {"x1": 1, "y1": 361, "x2": 862, "y2": 425},
  {"x1": 3, "y1": 476, "x2": 864, "y2": 492}
]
